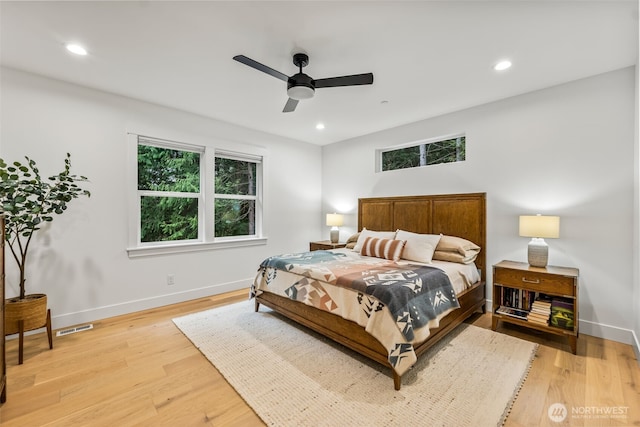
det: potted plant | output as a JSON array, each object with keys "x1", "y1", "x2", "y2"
[{"x1": 0, "y1": 153, "x2": 90, "y2": 344}]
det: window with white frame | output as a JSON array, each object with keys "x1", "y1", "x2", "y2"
[
  {"x1": 214, "y1": 153, "x2": 258, "y2": 238},
  {"x1": 138, "y1": 141, "x2": 202, "y2": 243},
  {"x1": 379, "y1": 135, "x2": 465, "y2": 172},
  {"x1": 132, "y1": 135, "x2": 263, "y2": 253}
]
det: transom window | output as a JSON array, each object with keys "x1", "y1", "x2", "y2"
[
  {"x1": 379, "y1": 135, "x2": 466, "y2": 172},
  {"x1": 129, "y1": 135, "x2": 264, "y2": 255}
]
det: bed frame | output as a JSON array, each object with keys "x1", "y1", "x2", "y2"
[{"x1": 255, "y1": 192, "x2": 486, "y2": 390}]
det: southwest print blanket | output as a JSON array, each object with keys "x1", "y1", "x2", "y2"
[{"x1": 253, "y1": 250, "x2": 460, "y2": 375}]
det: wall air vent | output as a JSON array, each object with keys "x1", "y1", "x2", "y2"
[{"x1": 56, "y1": 323, "x2": 93, "y2": 337}]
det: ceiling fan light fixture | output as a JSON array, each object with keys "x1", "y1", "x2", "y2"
[{"x1": 287, "y1": 84, "x2": 315, "y2": 100}]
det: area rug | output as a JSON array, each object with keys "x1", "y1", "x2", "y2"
[{"x1": 173, "y1": 299, "x2": 537, "y2": 427}]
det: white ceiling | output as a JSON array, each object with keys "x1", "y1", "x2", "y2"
[{"x1": 1, "y1": 1, "x2": 637, "y2": 146}]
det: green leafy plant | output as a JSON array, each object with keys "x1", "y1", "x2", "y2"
[{"x1": 0, "y1": 153, "x2": 90, "y2": 299}]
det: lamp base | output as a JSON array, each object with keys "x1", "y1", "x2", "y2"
[
  {"x1": 528, "y1": 238, "x2": 549, "y2": 267},
  {"x1": 330, "y1": 228, "x2": 339, "y2": 244}
]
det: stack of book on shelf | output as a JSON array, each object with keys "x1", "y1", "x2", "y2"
[
  {"x1": 550, "y1": 297, "x2": 575, "y2": 330},
  {"x1": 527, "y1": 295, "x2": 552, "y2": 326}
]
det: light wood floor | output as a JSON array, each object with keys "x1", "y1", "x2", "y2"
[{"x1": 1, "y1": 289, "x2": 638, "y2": 426}]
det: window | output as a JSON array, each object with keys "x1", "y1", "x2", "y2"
[
  {"x1": 138, "y1": 143, "x2": 202, "y2": 243},
  {"x1": 129, "y1": 135, "x2": 264, "y2": 256},
  {"x1": 379, "y1": 135, "x2": 465, "y2": 172},
  {"x1": 214, "y1": 154, "x2": 258, "y2": 238}
]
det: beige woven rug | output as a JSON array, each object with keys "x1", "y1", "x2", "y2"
[{"x1": 173, "y1": 299, "x2": 537, "y2": 427}]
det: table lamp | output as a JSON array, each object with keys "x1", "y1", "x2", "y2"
[
  {"x1": 326, "y1": 213, "x2": 344, "y2": 244},
  {"x1": 519, "y1": 215, "x2": 560, "y2": 268}
]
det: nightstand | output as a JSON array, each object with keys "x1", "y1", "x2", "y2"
[
  {"x1": 309, "y1": 240, "x2": 347, "y2": 251},
  {"x1": 492, "y1": 260, "x2": 579, "y2": 354}
]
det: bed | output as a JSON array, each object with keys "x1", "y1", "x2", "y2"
[{"x1": 252, "y1": 193, "x2": 486, "y2": 390}]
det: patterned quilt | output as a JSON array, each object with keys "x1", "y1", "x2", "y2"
[{"x1": 252, "y1": 250, "x2": 461, "y2": 376}]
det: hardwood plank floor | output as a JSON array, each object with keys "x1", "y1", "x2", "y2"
[{"x1": 1, "y1": 290, "x2": 638, "y2": 426}]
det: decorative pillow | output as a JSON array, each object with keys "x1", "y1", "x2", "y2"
[
  {"x1": 360, "y1": 237, "x2": 406, "y2": 261},
  {"x1": 352, "y1": 228, "x2": 397, "y2": 252},
  {"x1": 435, "y1": 235, "x2": 481, "y2": 257},
  {"x1": 395, "y1": 230, "x2": 441, "y2": 264},
  {"x1": 432, "y1": 250, "x2": 479, "y2": 264},
  {"x1": 345, "y1": 232, "x2": 360, "y2": 249}
]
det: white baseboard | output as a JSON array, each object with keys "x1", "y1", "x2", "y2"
[
  {"x1": 578, "y1": 319, "x2": 635, "y2": 345},
  {"x1": 632, "y1": 330, "x2": 640, "y2": 365},
  {"x1": 31, "y1": 279, "x2": 250, "y2": 334}
]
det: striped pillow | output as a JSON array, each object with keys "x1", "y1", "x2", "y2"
[{"x1": 360, "y1": 237, "x2": 406, "y2": 261}]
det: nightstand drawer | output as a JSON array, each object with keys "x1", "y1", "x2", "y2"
[{"x1": 494, "y1": 267, "x2": 575, "y2": 296}]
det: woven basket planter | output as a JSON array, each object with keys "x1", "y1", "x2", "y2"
[{"x1": 5, "y1": 293, "x2": 48, "y2": 335}]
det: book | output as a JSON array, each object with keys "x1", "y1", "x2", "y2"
[
  {"x1": 550, "y1": 297, "x2": 574, "y2": 330},
  {"x1": 496, "y1": 306, "x2": 529, "y2": 320},
  {"x1": 531, "y1": 309, "x2": 550, "y2": 315},
  {"x1": 527, "y1": 312, "x2": 548, "y2": 320},
  {"x1": 532, "y1": 300, "x2": 551, "y2": 308},
  {"x1": 551, "y1": 299, "x2": 573, "y2": 310},
  {"x1": 527, "y1": 313, "x2": 549, "y2": 325}
]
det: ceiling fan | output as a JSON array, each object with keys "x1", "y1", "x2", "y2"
[{"x1": 233, "y1": 53, "x2": 374, "y2": 113}]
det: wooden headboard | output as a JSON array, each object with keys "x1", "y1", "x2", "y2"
[{"x1": 358, "y1": 193, "x2": 486, "y2": 281}]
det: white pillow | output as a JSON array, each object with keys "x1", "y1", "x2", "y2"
[
  {"x1": 395, "y1": 230, "x2": 442, "y2": 264},
  {"x1": 353, "y1": 228, "x2": 396, "y2": 252}
]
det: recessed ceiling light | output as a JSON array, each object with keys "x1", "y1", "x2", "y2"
[
  {"x1": 494, "y1": 60, "x2": 512, "y2": 71},
  {"x1": 66, "y1": 43, "x2": 87, "y2": 56},
  {"x1": 316, "y1": 123, "x2": 325, "y2": 130}
]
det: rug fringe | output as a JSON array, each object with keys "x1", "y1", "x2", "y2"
[{"x1": 498, "y1": 343, "x2": 539, "y2": 426}]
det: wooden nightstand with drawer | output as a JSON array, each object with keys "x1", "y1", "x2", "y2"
[{"x1": 492, "y1": 260, "x2": 579, "y2": 354}]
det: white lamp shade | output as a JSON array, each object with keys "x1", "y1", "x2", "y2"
[
  {"x1": 326, "y1": 213, "x2": 344, "y2": 227},
  {"x1": 519, "y1": 215, "x2": 560, "y2": 239}
]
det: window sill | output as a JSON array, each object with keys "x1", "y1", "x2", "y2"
[{"x1": 127, "y1": 237, "x2": 268, "y2": 258}]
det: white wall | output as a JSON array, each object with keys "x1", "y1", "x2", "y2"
[
  {"x1": 0, "y1": 67, "x2": 322, "y2": 328},
  {"x1": 322, "y1": 67, "x2": 636, "y2": 344}
]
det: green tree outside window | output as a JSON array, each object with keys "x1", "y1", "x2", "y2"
[
  {"x1": 214, "y1": 157, "x2": 256, "y2": 237},
  {"x1": 382, "y1": 136, "x2": 465, "y2": 171},
  {"x1": 138, "y1": 145, "x2": 200, "y2": 242}
]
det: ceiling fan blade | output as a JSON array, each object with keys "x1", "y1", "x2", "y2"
[
  {"x1": 283, "y1": 98, "x2": 299, "y2": 113},
  {"x1": 314, "y1": 73, "x2": 374, "y2": 88},
  {"x1": 233, "y1": 55, "x2": 289, "y2": 82}
]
